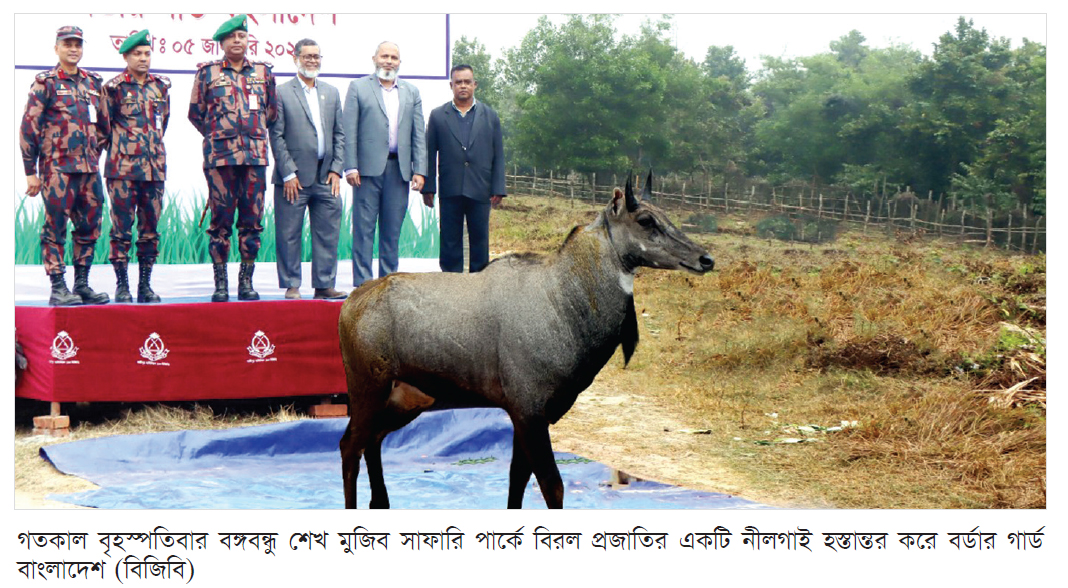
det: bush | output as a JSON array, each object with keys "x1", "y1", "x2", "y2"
[
  {"x1": 684, "y1": 213, "x2": 717, "y2": 233},
  {"x1": 755, "y1": 215, "x2": 797, "y2": 240},
  {"x1": 756, "y1": 214, "x2": 838, "y2": 243}
]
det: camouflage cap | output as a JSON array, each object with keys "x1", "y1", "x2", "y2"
[
  {"x1": 118, "y1": 29, "x2": 151, "y2": 54},
  {"x1": 56, "y1": 25, "x2": 84, "y2": 41},
  {"x1": 212, "y1": 14, "x2": 248, "y2": 42}
]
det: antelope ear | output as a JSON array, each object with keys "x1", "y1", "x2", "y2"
[
  {"x1": 611, "y1": 188, "x2": 626, "y2": 215},
  {"x1": 641, "y1": 170, "x2": 654, "y2": 202},
  {"x1": 625, "y1": 174, "x2": 639, "y2": 212}
]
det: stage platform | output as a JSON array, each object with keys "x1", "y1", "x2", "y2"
[{"x1": 15, "y1": 261, "x2": 438, "y2": 404}]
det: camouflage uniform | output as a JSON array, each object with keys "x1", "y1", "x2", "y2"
[
  {"x1": 21, "y1": 65, "x2": 112, "y2": 281},
  {"x1": 188, "y1": 58, "x2": 276, "y2": 265},
  {"x1": 104, "y1": 70, "x2": 170, "y2": 263}
]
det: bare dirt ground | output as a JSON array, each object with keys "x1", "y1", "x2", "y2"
[{"x1": 548, "y1": 381, "x2": 811, "y2": 507}]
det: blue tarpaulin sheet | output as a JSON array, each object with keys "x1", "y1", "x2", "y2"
[{"x1": 40, "y1": 408, "x2": 766, "y2": 509}]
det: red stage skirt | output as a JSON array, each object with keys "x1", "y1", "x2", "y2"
[{"x1": 15, "y1": 301, "x2": 347, "y2": 403}]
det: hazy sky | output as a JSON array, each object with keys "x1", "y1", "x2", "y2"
[{"x1": 449, "y1": 12, "x2": 1047, "y2": 71}]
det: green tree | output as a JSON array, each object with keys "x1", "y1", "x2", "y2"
[
  {"x1": 962, "y1": 39, "x2": 1046, "y2": 214},
  {"x1": 703, "y1": 44, "x2": 750, "y2": 90},
  {"x1": 503, "y1": 15, "x2": 665, "y2": 176},
  {"x1": 751, "y1": 53, "x2": 852, "y2": 183},
  {"x1": 901, "y1": 17, "x2": 1014, "y2": 196},
  {"x1": 750, "y1": 33, "x2": 921, "y2": 189},
  {"x1": 830, "y1": 30, "x2": 869, "y2": 67}
]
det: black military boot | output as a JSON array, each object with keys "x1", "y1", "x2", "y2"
[
  {"x1": 73, "y1": 265, "x2": 110, "y2": 305},
  {"x1": 48, "y1": 271, "x2": 83, "y2": 307},
  {"x1": 113, "y1": 262, "x2": 133, "y2": 303},
  {"x1": 137, "y1": 258, "x2": 162, "y2": 304},
  {"x1": 238, "y1": 262, "x2": 260, "y2": 301},
  {"x1": 212, "y1": 263, "x2": 229, "y2": 302}
]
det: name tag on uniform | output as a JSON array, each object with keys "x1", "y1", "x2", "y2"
[
  {"x1": 249, "y1": 93, "x2": 259, "y2": 111},
  {"x1": 155, "y1": 112, "x2": 163, "y2": 131},
  {"x1": 56, "y1": 88, "x2": 74, "y2": 96},
  {"x1": 88, "y1": 101, "x2": 97, "y2": 123}
]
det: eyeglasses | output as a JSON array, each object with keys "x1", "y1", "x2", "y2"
[{"x1": 299, "y1": 54, "x2": 323, "y2": 62}]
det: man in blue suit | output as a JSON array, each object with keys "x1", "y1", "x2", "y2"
[
  {"x1": 421, "y1": 64, "x2": 506, "y2": 273},
  {"x1": 342, "y1": 41, "x2": 427, "y2": 287}
]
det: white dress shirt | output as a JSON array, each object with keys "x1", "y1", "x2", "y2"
[{"x1": 380, "y1": 78, "x2": 400, "y2": 153}]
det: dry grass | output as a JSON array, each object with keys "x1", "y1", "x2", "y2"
[
  {"x1": 495, "y1": 195, "x2": 1045, "y2": 509},
  {"x1": 14, "y1": 400, "x2": 303, "y2": 507}
]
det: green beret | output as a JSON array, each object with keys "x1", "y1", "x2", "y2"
[
  {"x1": 119, "y1": 29, "x2": 151, "y2": 54},
  {"x1": 212, "y1": 14, "x2": 248, "y2": 42}
]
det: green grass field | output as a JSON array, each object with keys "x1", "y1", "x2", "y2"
[{"x1": 14, "y1": 193, "x2": 439, "y2": 264}]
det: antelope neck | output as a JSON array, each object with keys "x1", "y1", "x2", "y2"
[{"x1": 601, "y1": 210, "x2": 636, "y2": 275}]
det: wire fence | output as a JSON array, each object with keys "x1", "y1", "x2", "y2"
[{"x1": 505, "y1": 170, "x2": 1046, "y2": 254}]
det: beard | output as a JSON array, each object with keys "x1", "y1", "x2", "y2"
[
  {"x1": 375, "y1": 66, "x2": 398, "y2": 81},
  {"x1": 298, "y1": 65, "x2": 319, "y2": 79}
]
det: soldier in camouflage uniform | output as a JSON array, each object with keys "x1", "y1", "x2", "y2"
[
  {"x1": 104, "y1": 29, "x2": 169, "y2": 304},
  {"x1": 188, "y1": 14, "x2": 277, "y2": 302},
  {"x1": 20, "y1": 25, "x2": 111, "y2": 306}
]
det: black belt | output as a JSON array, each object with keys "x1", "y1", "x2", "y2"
[{"x1": 387, "y1": 152, "x2": 398, "y2": 160}]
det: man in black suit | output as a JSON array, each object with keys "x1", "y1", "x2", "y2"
[{"x1": 421, "y1": 64, "x2": 506, "y2": 273}]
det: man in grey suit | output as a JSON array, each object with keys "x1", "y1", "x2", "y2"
[
  {"x1": 268, "y1": 38, "x2": 347, "y2": 299},
  {"x1": 343, "y1": 41, "x2": 427, "y2": 287},
  {"x1": 422, "y1": 64, "x2": 506, "y2": 273}
]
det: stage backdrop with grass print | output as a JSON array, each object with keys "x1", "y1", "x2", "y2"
[{"x1": 14, "y1": 13, "x2": 458, "y2": 263}]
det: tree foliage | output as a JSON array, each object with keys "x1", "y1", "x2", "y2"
[{"x1": 463, "y1": 15, "x2": 1044, "y2": 214}]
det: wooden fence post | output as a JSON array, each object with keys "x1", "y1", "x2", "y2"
[
  {"x1": 1006, "y1": 213, "x2": 1013, "y2": 251},
  {"x1": 985, "y1": 210, "x2": 993, "y2": 248},
  {"x1": 1022, "y1": 207, "x2": 1030, "y2": 251}
]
